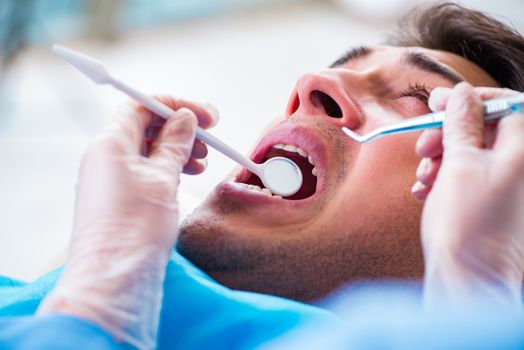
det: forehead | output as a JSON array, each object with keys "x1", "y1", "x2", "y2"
[{"x1": 345, "y1": 45, "x2": 499, "y2": 87}]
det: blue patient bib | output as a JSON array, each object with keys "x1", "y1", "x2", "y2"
[{"x1": 0, "y1": 252, "x2": 340, "y2": 349}]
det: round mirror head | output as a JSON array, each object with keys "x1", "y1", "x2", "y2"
[{"x1": 262, "y1": 157, "x2": 303, "y2": 196}]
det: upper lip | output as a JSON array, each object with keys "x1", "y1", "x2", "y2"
[{"x1": 234, "y1": 123, "x2": 328, "y2": 193}]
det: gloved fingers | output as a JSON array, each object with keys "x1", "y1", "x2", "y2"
[
  {"x1": 442, "y1": 82, "x2": 484, "y2": 150},
  {"x1": 142, "y1": 115, "x2": 166, "y2": 156},
  {"x1": 471, "y1": 87, "x2": 524, "y2": 155},
  {"x1": 428, "y1": 87, "x2": 452, "y2": 112},
  {"x1": 494, "y1": 109, "x2": 524, "y2": 157},
  {"x1": 416, "y1": 86, "x2": 448, "y2": 159},
  {"x1": 155, "y1": 95, "x2": 219, "y2": 129},
  {"x1": 416, "y1": 156, "x2": 442, "y2": 187},
  {"x1": 147, "y1": 127, "x2": 208, "y2": 173},
  {"x1": 473, "y1": 87, "x2": 518, "y2": 150},
  {"x1": 411, "y1": 180, "x2": 431, "y2": 201},
  {"x1": 139, "y1": 96, "x2": 217, "y2": 156},
  {"x1": 143, "y1": 121, "x2": 208, "y2": 159},
  {"x1": 426, "y1": 86, "x2": 521, "y2": 154},
  {"x1": 183, "y1": 158, "x2": 208, "y2": 175},
  {"x1": 430, "y1": 86, "x2": 518, "y2": 110},
  {"x1": 416, "y1": 129, "x2": 443, "y2": 158},
  {"x1": 191, "y1": 139, "x2": 208, "y2": 159},
  {"x1": 104, "y1": 102, "x2": 155, "y2": 155},
  {"x1": 149, "y1": 108, "x2": 198, "y2": 171},
  {"x1": 473, "y1": 86, "x2": 519, "y2": 100}
]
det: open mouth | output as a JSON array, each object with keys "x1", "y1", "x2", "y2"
[{"x1": 235, "y1": 143, "x2": 318, "y2": 200}]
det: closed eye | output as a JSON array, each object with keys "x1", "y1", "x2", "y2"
[{"x1": 398, "y1": 83, "x2": 430, "y2": 106}]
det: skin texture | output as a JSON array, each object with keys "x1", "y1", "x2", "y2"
[{"x1": 177, "y1": 45, "x2": 499, "y2": 302}]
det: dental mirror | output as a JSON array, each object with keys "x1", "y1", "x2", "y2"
[
  {"x1": 52, "y1": 44, "x2": 303, "y2": 196},
  {"x1": 258, "y1": 157, "x2": 303, "y2": 197}
]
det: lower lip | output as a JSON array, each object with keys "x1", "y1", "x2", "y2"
[{"x1": 217, "y1": 178, "x2": 321, "y2": 208}]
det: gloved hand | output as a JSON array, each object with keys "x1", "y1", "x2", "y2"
[
  {"x1": 37, "y1": 97, "x2": 218, "y2": 349},
  {"x1": 412, "y1": 82, "x2": 524, "y2": 311}
]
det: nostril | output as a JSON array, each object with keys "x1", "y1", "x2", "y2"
[
  {"x1": 285, "y1": 90, "x2": 300, "y2": 116},
  {"x1": 290, "y1": 93, "x2": 300, "y2": 115},
  {"x1": 310, "y1": 90, "x2": 343, "y2": 118}
]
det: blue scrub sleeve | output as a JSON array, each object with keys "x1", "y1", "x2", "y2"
[{"x1": 0, "y1": 314, "x2": 129, "y2": 350}]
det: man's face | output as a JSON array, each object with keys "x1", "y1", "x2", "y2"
[{"x1": 178, "y1": 45, "x2": 498, "y2": 301}]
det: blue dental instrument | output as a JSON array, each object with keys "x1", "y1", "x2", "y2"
[{"x1": 342, "y1": 94, "x2": 524, "y2": 143}]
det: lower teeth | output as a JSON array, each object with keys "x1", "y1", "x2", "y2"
[{"x1": 235, "y1": 181, "x2": 281, "y2": 197}]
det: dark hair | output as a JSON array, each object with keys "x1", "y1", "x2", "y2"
[{"x1": 388, "y1": 2, "x2": 524, "y2": 91}]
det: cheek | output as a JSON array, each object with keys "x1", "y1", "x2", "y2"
[
  {"x1": 376, "y1": 137, "x2": 419, "y2": 176},
  {"x1": 353, "y1": 136, "x2": 420, "y2": 190},
  {"x1": 265, "y1": 116, "x2": 285, "y2": 131},
  {"x1": 322, "y1": 136, "x2": 420, "y2": 224},
  {"x1": 360, "y1": 103, "x2": 392, "y2": 130}
]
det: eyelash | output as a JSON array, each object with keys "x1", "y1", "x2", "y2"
[{"x1": 398, "y1": 83, "x2": 430, "y2": 105}]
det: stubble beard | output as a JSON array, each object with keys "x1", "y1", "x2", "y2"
[{"x1": 177, "y1": 203, "x2": 423, "y2": 302}]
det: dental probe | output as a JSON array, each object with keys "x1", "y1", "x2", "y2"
[
  {"x1": 52, "y1": 44, "x2": 302, "y2": 197},
  {"x1": 342, "y1": 94, "x2": 524, "y2": 143}
]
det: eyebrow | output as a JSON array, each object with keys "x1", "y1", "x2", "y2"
[
  {"x1": 330, "y1": 46, "x2": 464, "y2": 85},
  {"x1": 405, "y1": 52, "x2": 464, "y2": 85},
  {"x1": 329, "y1": 46, "x2": 372, "y2": 68}
]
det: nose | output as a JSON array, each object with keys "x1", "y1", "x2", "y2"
[{"x1": 286, "y1": 71, "x2": 360, "y2": 129}]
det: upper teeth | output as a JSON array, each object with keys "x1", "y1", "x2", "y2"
[{"x1": 272, "y1": 144, "x2": 317, "y2": 175}]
